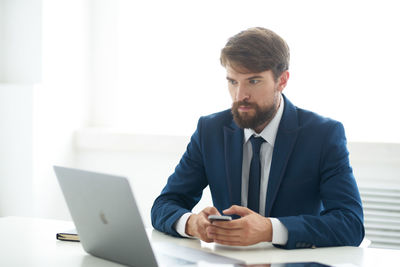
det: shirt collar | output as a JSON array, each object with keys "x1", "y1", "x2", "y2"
[{"x1": 244, "y1": 95, "x2": 284, "y2": 147}]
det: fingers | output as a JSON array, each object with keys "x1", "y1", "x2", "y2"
[
  {"x1": 202, "y1": 206, "x2": 221, "y2": 217},
  {"x1": 186, "y1": 205, "x2": 268, "y2": 246},
  {"x1": 207, "y1": 216, "x2": 246, "y2": 244},
  {"x1": 186, "y1": 206, "x2": 221, "y2": 243},
  {"x1": 211, "y1": 205, "x2": 251, "y2": 228},
  {"x1": 187, "y1": 213, "x2": 214, "y2": 242},
  {"x1": 211, "y1": 217, "x2": 242, "y2": 229},
  {"x1": 207, "y1": 226, "x2": 247, "y2": 246},
  {"x1": 223, "y1": 205, "x2": 253, "y2": 217},
  {"x1": 207, "y1": 212, "x2": 273, "y2": 246},
  {"x1": 207, "y1": 226, "x2": 241, "y2": 237}
]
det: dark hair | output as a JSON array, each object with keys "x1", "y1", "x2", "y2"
[{"x1": 220, "y1": 27, "x2": 290, "y2": 80}]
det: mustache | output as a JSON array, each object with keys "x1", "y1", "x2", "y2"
[{"x1": 232, "y1": 101, "x2": 257, "y2": 108}]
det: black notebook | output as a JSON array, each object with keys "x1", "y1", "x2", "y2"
[{"x1": 56, "y1": 229, "x2": 80, "y2": 242}]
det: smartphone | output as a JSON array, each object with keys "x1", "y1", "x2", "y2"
[{"x1": 208, "y1": 215, "x2": 232, "y2": 222}]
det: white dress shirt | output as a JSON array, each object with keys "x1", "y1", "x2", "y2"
[{"x1": 174, "y1": 96, "x2": 288, "y2": 245}]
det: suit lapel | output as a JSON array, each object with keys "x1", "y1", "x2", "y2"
[
  {"x1": 265, "y1": 96, "x2": 299, "y2": 217},
  {"x1": 224, "y1": 121, "x2": 243, "y2": 207}
]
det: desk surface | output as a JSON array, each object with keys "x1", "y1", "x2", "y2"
[{"x1": 1, "y1": 216, "x2": 399, "y2": 267}]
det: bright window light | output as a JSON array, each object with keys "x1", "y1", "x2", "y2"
[{"x1": 92, "y1": 0, "x2": 400, "y2": 142}]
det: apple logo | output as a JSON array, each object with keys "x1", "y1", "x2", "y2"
[{"x1": 99, "y1": 211, "x2": 108, "y2": 225}]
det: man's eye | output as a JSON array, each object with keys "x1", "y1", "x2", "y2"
[
  {"x1": 229, "y1": 80, "x2": 238, "y2": 85},
  {"x1": 249, "y1": 79, "x2": 260, "y2": 84}
]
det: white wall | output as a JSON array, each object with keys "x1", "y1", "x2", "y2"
[
  {"x1": 32, "y1": 0, "x2": 91, "y2": 219},
  {"x1": 0, "y1": 85, "x2": 34, "y2": 216},
  {"x1": 0, "y1": 0, "x2": 91, "y2": 219},
  {"x1": 88, "y1": 0, "x2": 118, "y2": 127},
  {"x1": 0, "y1": 0, "x2": 41, "y2": 217},
  {"x1": 348, "y1": 142, "x2": 400, "y2": 187},
  {"x1": 0, "y1": 0, "x2": 4, "y2": 81},
  {"x1": 0, "y1": 0, "x2": 42, "y2": 83}
]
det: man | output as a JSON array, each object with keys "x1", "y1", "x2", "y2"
[{"x1": 151, "y1": 27, "x2": 364, "y2": 249}]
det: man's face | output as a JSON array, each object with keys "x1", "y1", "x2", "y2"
[{"x1": 226, "y1": 65, "x2": 289, "y2": 133}]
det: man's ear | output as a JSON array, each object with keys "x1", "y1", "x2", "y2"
[{"x1": 277, "y1": 71, "x2": 289, "y2": 92}]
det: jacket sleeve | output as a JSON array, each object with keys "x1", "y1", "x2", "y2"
[
  {"x1": 151, "y1": 117, "x2": 208, "y2": 237},
  {"x1": 277, "y1": 122, "x2": 365, "y2": 249}
]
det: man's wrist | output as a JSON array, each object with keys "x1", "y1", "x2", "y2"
[
  {"x1": 264, "y1": 217, "x2": 273, "y2": 242},
  {"x1": 174, "y1": 212, "x2": 193, "y2": 237},
  {"x1": 185, "y1": 214, "x2": 195, "y2": 236}
]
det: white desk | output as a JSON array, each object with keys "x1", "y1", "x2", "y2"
[{"x1": 1, "y1": 216, "x2": 399, "y2": 267}]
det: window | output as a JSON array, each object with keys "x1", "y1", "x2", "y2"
[{"x1": 90, "y1": 0, "x2": 400, "y2": 142}]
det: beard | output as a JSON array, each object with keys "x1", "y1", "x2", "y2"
[{"x1": 231, "y1": 98, "x2": 279, "y2": 130}]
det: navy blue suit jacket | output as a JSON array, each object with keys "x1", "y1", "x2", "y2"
[{"x1": 151, "y1": 95, "x2": 364, "y2": 249}]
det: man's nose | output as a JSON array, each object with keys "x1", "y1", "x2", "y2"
[{"x1": 236, "y1": 84, "x2": 250, "y2": 102}]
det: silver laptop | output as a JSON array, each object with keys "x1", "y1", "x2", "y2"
[{"x1": 54, "y1": 166, "x2": 244, "y2": 267}]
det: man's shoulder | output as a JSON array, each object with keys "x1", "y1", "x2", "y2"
[
  {"x1": 297, "y1": 107, "x2": 338, "y2": 125},
  {"x1": 284, "y1": 95, "x2": 342, "y2": 131},
  {"x1": 295, "y1": 106, "x2": 344, "y2": 134}
]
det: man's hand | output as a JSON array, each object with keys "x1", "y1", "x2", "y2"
[
  {"x1": 206, "y1": 205, "x2": 273, "y2": 246},
  {"x1": 185, "y1": 206, "x2": 220, "y2": 242}
]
